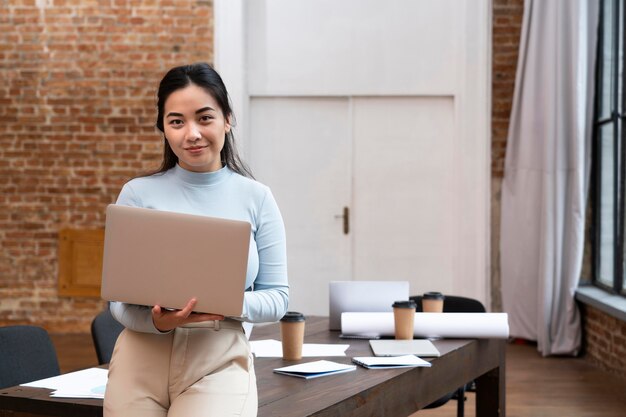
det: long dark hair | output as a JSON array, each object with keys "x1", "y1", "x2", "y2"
[{"x1": 147, "y1": 63, "x2": 254, "y2": 179}]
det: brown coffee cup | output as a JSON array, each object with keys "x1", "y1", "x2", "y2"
[
  {"x1": 280, "y1": 311, "x2": 305, "y2": 360},
  {"x1": 392, "y1": 300, "x2": 416, "y2": 340},
  {"x1": 422, "y1": 292, "x2": 445, "y2": 313}
]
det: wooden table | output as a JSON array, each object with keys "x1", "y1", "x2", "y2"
[{"x1": 0, "y1": 316, "x2": 505, "y2": 417}]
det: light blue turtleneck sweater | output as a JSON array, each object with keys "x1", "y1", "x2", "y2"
[{"x1": 109, "y1": 164, "x2": 289, "y2": 334}]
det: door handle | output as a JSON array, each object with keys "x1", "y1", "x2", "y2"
[{"x1": 334, "y1": 206, "x2": 350, "y2": 235}]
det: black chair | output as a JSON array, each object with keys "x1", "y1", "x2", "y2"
[
  {"x1": 91, "y1": 307, "x2": 124, "y2": 365},
  {"x1": 409, "y1": 295, "x2": 486, "y2": 417},
  {"x1": 0, "y1": 325, "x2": 61, "y2": 389}
]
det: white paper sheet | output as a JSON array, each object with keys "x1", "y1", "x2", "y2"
[
  {"x1": 341, "y1": 312, "x2": 510, "y2": 339},
  {"x1": 20, "y1": 367, "x2": 108, "y2": 399},
  {"x1": 250, "y1": 339, "x2": 349, "y2": 357},
  {"x1": 273, "y1": 360, "x2": 356, "y2": 379},
  {"x1": 352, "y1": 354, "x2": 432, "y2": 369}
]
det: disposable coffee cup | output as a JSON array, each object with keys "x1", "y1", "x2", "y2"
[
  {"x1": 392, "y1": 300, "x2": 416, "y2": 340},
  {"x1": 422, "y1": 292, "x2": 445, "y2": 313},
  {"x1": 280, "y1": 311, "x2": 305, "y2": 360}
]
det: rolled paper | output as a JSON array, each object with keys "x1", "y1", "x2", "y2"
[{"x1": 341, "y1": 312, "x2": 509, "y2": 339}]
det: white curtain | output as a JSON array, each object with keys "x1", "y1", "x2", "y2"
[{"x1": 500, "y1": 0, "x2": 599, "y2": 356}]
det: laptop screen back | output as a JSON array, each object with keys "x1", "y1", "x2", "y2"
[
  {"x1": 101, "y1": 204, "x2": 251, "y2": 317},
  {"x1": 328, "y1": 281, "x2": 409, "y2": 330}
]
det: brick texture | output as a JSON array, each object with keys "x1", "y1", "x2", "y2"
[
  {"x1": 492, "y1": 0, "x2": 524, "y2": 179},
  {"x1": 0, "y1": 0, "x2": 213, "y2": 332},
  {"x1": 490, "y1": 0, "x2": 524, "y2": 313},
  {"x1": 581, "y1": 304, "x2": 626, "y2": 379}
]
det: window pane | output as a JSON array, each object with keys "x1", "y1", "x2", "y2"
[
  {"x1": 599, "y1": 0, "x2": 616, "y2": 120},
  {"x1": 599, "y1": 123, "x2": 615, "y2": 288},
  {"x1": 620, "y1": 119, "x2": 625, "y2": 293},
  {"x1": 619, "y1": 1, "x2": 624, "y2": 113},
  {"x1": 614, "y1": 1, "x2": 626, "y2": 293}
]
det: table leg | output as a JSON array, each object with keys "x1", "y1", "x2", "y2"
[{"x1": 475, "y1": 343, "x2": 506, "y2": 417}]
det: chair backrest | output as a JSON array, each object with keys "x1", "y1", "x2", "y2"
[
  {"x1": 0, "y1": 325, "x2": 60, "y2": 389},
  {"x1": 91, "y1": 308, "x2": 124, "y2": 365},
  {"x1": 409, "y1": 295, "x2": 486, "y2": 313}
]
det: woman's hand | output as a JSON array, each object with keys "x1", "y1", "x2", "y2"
[{"x1": 152, "y1": 298, "x2": 224, "y2": 332}]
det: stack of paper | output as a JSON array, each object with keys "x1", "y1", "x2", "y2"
[
  {"x1": 273, "y1": 360, "x2": 356, "y2": 379},
  {"x1": 20, "y1": 368, "x2": 108, "y2": 399},
  {"x1": 352, "y1": 355, "x2": 432, "y2": 369}
]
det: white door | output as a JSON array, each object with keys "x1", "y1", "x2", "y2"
[
  {"x1": 351, "y1": 97, "x2": 457, "y2": 292},
  {"x1": 215, "y1": 0, "x2": 491, "y2": 315},
  {"x1": 248, "y1": 97, "x2": 352, "y2": 313},
  {"x1": 249, "y1": 96, "x2": 458, "y2": 314}
]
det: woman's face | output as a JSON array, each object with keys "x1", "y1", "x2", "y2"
[{"x1": 163, "y1": 84, "x2": 231, "y2": 173}]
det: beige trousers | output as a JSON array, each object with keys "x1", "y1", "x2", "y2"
[{"x1": 104, "y1": 320, "x2": 257, "y2": 417}]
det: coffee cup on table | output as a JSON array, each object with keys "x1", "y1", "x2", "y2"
[
  {"x1": 392, "y1": 300, "x2": 417, "y2": 340},
  {"x1": 280, "y1": 311, "x2": 306, "y2": 360},
  {"x1": 422, "y1": 292, "x2": 445, "y2": 313}
]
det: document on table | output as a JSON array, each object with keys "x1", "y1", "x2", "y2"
[
  {"x1": 273, "y1": 360, "x2": 356, "y2": 379},
  {"x1": 369, "y1": 339, "x2": 440, "y2": 357},
  {"x1": 352, "y1": 354, "x2": 432, "y2": 369},
  {"x1": 20, "y1": 367, "x2": 108, "y2": 399},
  {"x1": 250, "y1": 339, "x2": 349, "y2": 357}
]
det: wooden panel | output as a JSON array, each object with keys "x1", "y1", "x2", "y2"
[{"x1": 57, "y1": 229, "x2": 104, "y2": 298}]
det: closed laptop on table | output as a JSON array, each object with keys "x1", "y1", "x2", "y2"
[
  {"x1": 328, "y1": 280, "x2": 409, "y2": 330},
  {"x1": 101, "y1": 204, "x2": 250, "y2": 317}
]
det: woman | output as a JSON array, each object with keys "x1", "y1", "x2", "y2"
[{"x1": 104, "y1": 63, "x2": 289, "y2": 417}]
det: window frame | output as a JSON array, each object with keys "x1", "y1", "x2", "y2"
[{"x1": 592, "y1": 0, "x2": 626, "y2": 296}]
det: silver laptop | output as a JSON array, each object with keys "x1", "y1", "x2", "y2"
[
  {"x1": 328, "y1": 281, "x2": 409, "y2": 330},
  {"x1": 101, "y1": 204, "x2": 250, "y2": 317},
  {"x1": 370, "y1": 339, "x2": 441, "y2": 357}
]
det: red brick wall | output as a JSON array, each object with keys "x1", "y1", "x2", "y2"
[
  {"x1": 0, "y1": 0, "x2": 213, "y2": 332},
  {"x1": 492, "y1": 0, "x2": 524, "y2": 179},
  {"x1": 490, "y1": 0, "x2": 524, "y2": 311},
  {"x1": 581, "y1": 305, "x2": 626, "y2": 379}
]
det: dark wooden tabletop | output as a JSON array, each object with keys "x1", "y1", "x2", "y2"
[
  {"x1": 253, "y1": 316, "x2": 505, "y2": 417},
  {"x1": 0, "y1": 316, "x2": 505, "y2": 417}
]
